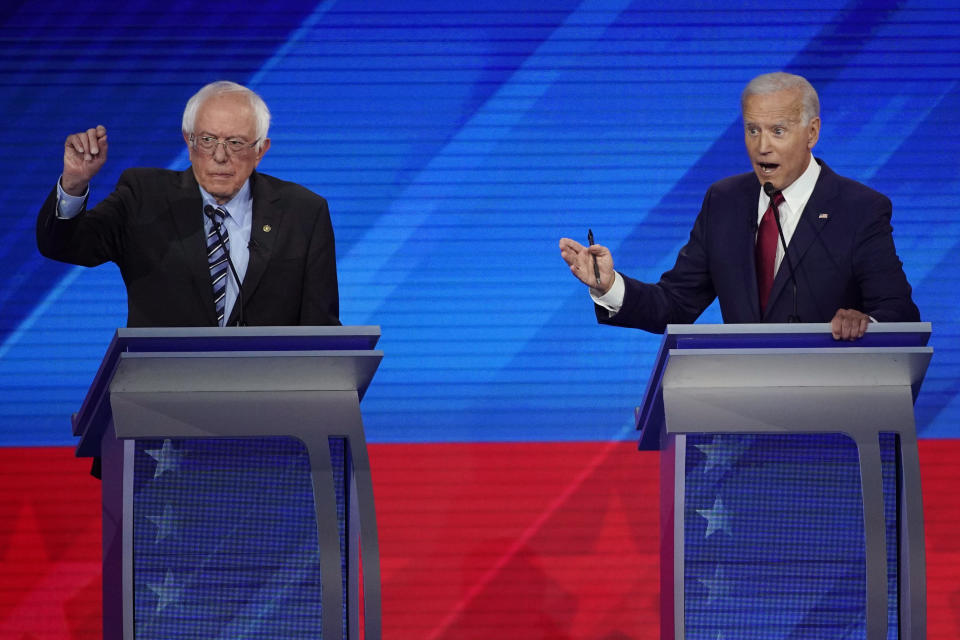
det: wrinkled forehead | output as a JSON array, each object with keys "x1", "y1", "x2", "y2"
[
  {"x1": 195, "y1": 93, "x2": 257, "y2": 138},
  {"x1": 741, "y1": 89, "x2": 806, "y2": 125}
]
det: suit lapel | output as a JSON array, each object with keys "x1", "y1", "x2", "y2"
[
  {"x1": 168, "y1": 170, "x2": 219, "y2": 325},
  {"x1": 227, "y1": 172, "x2": 282, "y2": 325},
  {"x1": 765, "y1": 160, "x2": 837, "y2": 317},
  {"x1": 736, "y1": 181, "x2": 764, "y2": 321}
]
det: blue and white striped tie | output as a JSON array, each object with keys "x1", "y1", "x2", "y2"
[{"x1": 206, "y1": 206, "x2": 230, "y2": 326}]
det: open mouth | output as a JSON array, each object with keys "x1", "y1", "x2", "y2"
[{"x1": 758, "y1": 162, "x2": 779, "y2": 175}]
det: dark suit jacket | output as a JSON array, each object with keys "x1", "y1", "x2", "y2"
[
  {"x1": 599, "y1": 159, "x2": 920, "y2": 332},
  {"x1": 37, "y1": 168, "x2": 339, "y2": 327}
]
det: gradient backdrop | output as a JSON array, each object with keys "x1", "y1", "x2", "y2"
[{"x1": 1, "y1": 1, "x2": 958, "y2": 638}]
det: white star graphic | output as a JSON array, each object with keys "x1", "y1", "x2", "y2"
[
  {"x1": 146, "y1": 504, "x2": 180, "y2": 543},
  {"x1": 148, "y1": 569, "x2": 183, "y2": 613},
  {"x1": 696, "y1": 496, "x2": 732, "y2": 537},
  {"x1": 699, "y1": 565, "x2": 729, "y2": 605},
  {"x1": 694, "y1": 435, "x2": 748, "y2": 473},
  {"x1": 145, "y1": 439, "x2": 184, "y2": 478}
]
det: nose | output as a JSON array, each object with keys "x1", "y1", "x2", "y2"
[
  {"x1": 212, "y1": 143, "x2": 229, "y2": 162},
  {"x1": 756, "y1": 131, "x2": 773, "y2": 154}
]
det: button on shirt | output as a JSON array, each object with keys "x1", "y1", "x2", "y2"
[
  {"x1": 593, "y1": 155, "x2": 822, "y2": 315},
  {"x1": 55, "y1": 176, "x2": 254, "y2": 325}
]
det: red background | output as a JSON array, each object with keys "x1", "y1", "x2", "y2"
[{"x1": 1, "y1": 441, "x2": 958, "y2": 639}]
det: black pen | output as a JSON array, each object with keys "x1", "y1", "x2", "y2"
[{"x1": 587, "y1": 229, "x2": 601, "y2": 287}]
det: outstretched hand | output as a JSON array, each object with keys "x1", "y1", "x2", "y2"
[
  {"x1": 62, "y1": 125, "x2": 108, "y2": 195},
  {"x1": 559, "y1": 237, "x2": 615, "y2": 294}
]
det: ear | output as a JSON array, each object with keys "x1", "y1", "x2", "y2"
[
  {"x1": 807, "y1": 117, "x2": 821, "y2": 150},
  {"x1": 254, "y1": 138, "x2": 271, "y2": 164}
]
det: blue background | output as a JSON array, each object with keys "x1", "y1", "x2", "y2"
[{"x1": 1, "y1": 0, "x2": 957, "y2": 447}]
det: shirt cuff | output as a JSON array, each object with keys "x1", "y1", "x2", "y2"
[
  {"x1": 56, "y1": 177, "x2": 88, "y2": 219},
  {"x1": 590, "y1": 271, "x2": 625, "y2": 316}
]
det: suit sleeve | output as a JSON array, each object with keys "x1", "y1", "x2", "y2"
[
  {"x1": 853, "y1": 193, "x2": 920, "y2": 322},
  {"x1": 596, "y1": 188, "x2": 719, "y2": 333},
  {"x1": 298, "y1": 197, "x2": 341, "y2": 326},
  {"x1": 36, "y1": 171, "x2": 136, "y2": 267}
]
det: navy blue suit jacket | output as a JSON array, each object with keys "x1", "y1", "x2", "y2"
[{"x1": 599, "y1": 159, "x2": 920, "y2": 332}]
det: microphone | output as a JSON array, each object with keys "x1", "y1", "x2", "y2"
[
  {"x1": 762, "y1": 182, "x2": 799, "y2": 323},
  {"x1": 204, "y1": 204, "x2": 245, "y2": 326}
]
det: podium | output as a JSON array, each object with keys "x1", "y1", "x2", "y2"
[
  {"x1": 71, "y1": 326, "x2": 384, "y2": 640},
  {"x1": 636, "y1": 323, "x2": 932, "y2": 640}
]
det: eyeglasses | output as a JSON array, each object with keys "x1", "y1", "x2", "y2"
[{"x1": 190, "y1": 134, "x2": 260, "y2": 157}]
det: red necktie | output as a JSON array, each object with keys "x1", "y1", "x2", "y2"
[{"x1": 755, "y1": 192, "x2": 784, "y2": 312}]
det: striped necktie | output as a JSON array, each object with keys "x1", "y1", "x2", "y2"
[{"x1": 206, "y1": 206, "x2": 230, "y2": 326}]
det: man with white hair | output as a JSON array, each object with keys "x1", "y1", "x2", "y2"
[
  {"x1": 37, "y1": 80, "x2": 339, "y2": 327},
  {"x1": 560, "y1": 71, "x2": 919, "y2": 340}
]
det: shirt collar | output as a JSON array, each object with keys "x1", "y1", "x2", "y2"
[
  {"x1": 198, "y1": 178, "x2": 253, "y2": 221},
  {"x1": 764, "y1": 155, "x2": 821, "y2": 215}
]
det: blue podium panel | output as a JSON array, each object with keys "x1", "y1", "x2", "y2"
[
  {"x1": 68, "y1": 328, "x2": 383, "y2": 639},
  {"x1": 131, "y1": 437, "x2": 349, "y2": 639},
  {"x1": 880, "y1": 433, "x2": 899, "y2": 640},
  {"x1": 681, "y1": 433, "x2": 900, "y2": 640},
  {"x1": 645, "y1": 323, "x2": 931, "y2": 640}
]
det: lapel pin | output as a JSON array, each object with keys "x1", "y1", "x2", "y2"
[
  {"x1": 818, "y1": 213, "x2": 829, "y2": 219},
  {"x1": 262, "y1": 225, "x2": 272, "y2": 233}
]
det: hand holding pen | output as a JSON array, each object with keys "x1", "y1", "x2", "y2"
[
  {"x1": 558, "y1": 231, "x2": 614, "y2": 294},
  {"x1": 587, "y1": 229, "x2": 601, "y2": 288}
]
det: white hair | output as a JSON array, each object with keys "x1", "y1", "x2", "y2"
[
  {"x1": 182, "y1": 81, "x2": 271, "y2": 150},
  {"x1": 741, "y1": 72, "x2": 820, "y2": 125}
]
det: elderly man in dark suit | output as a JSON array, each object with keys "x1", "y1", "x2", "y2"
[
  {"x1": 560, "y1": 72, "x2": 919, "y2": 340},
  {"x1": 37, "y1": 80, "x2": 339, "y2": 328}
]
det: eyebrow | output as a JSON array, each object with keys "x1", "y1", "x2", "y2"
[
  {"x1": 743, "y1": 120, "x2": 794, "y2": 128},
  {"x1": 198, "y1": 131, "x2": 251, "y2": 140}
]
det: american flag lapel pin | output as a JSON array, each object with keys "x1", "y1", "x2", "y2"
[{"x1": 818, "y1": 212, "x2": 829, "y2": 219}]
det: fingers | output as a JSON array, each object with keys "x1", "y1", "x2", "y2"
[
  {"x1": 831, "y1": 308, "x2": 870, "y2": 341},
  {"x1": 559, "y1": 237, "x2": 591, "y2": 284},
  {"x1": 559, "y1": 237, "x2": 585, "y2": 262},
  {"x1": 62, "y1": 126, "x2": 108, "y2": 194},
  {"x1": 588, "y1": 245, "x2": 615, "y2": 293},
  {"x1": 559, "y1": 237, "x2": 615, "y2": 293},
  {"x1": 66, "y1": 125, "x2": 108, "y2": 160}
]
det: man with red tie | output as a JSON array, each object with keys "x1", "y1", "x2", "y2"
[{"x1": 560, "y1": 72, "x2": 919, "y2": 340}]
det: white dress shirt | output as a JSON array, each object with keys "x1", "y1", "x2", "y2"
[{"x1": 592, "y1": 156, "x2": 821, "y2": 316}]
